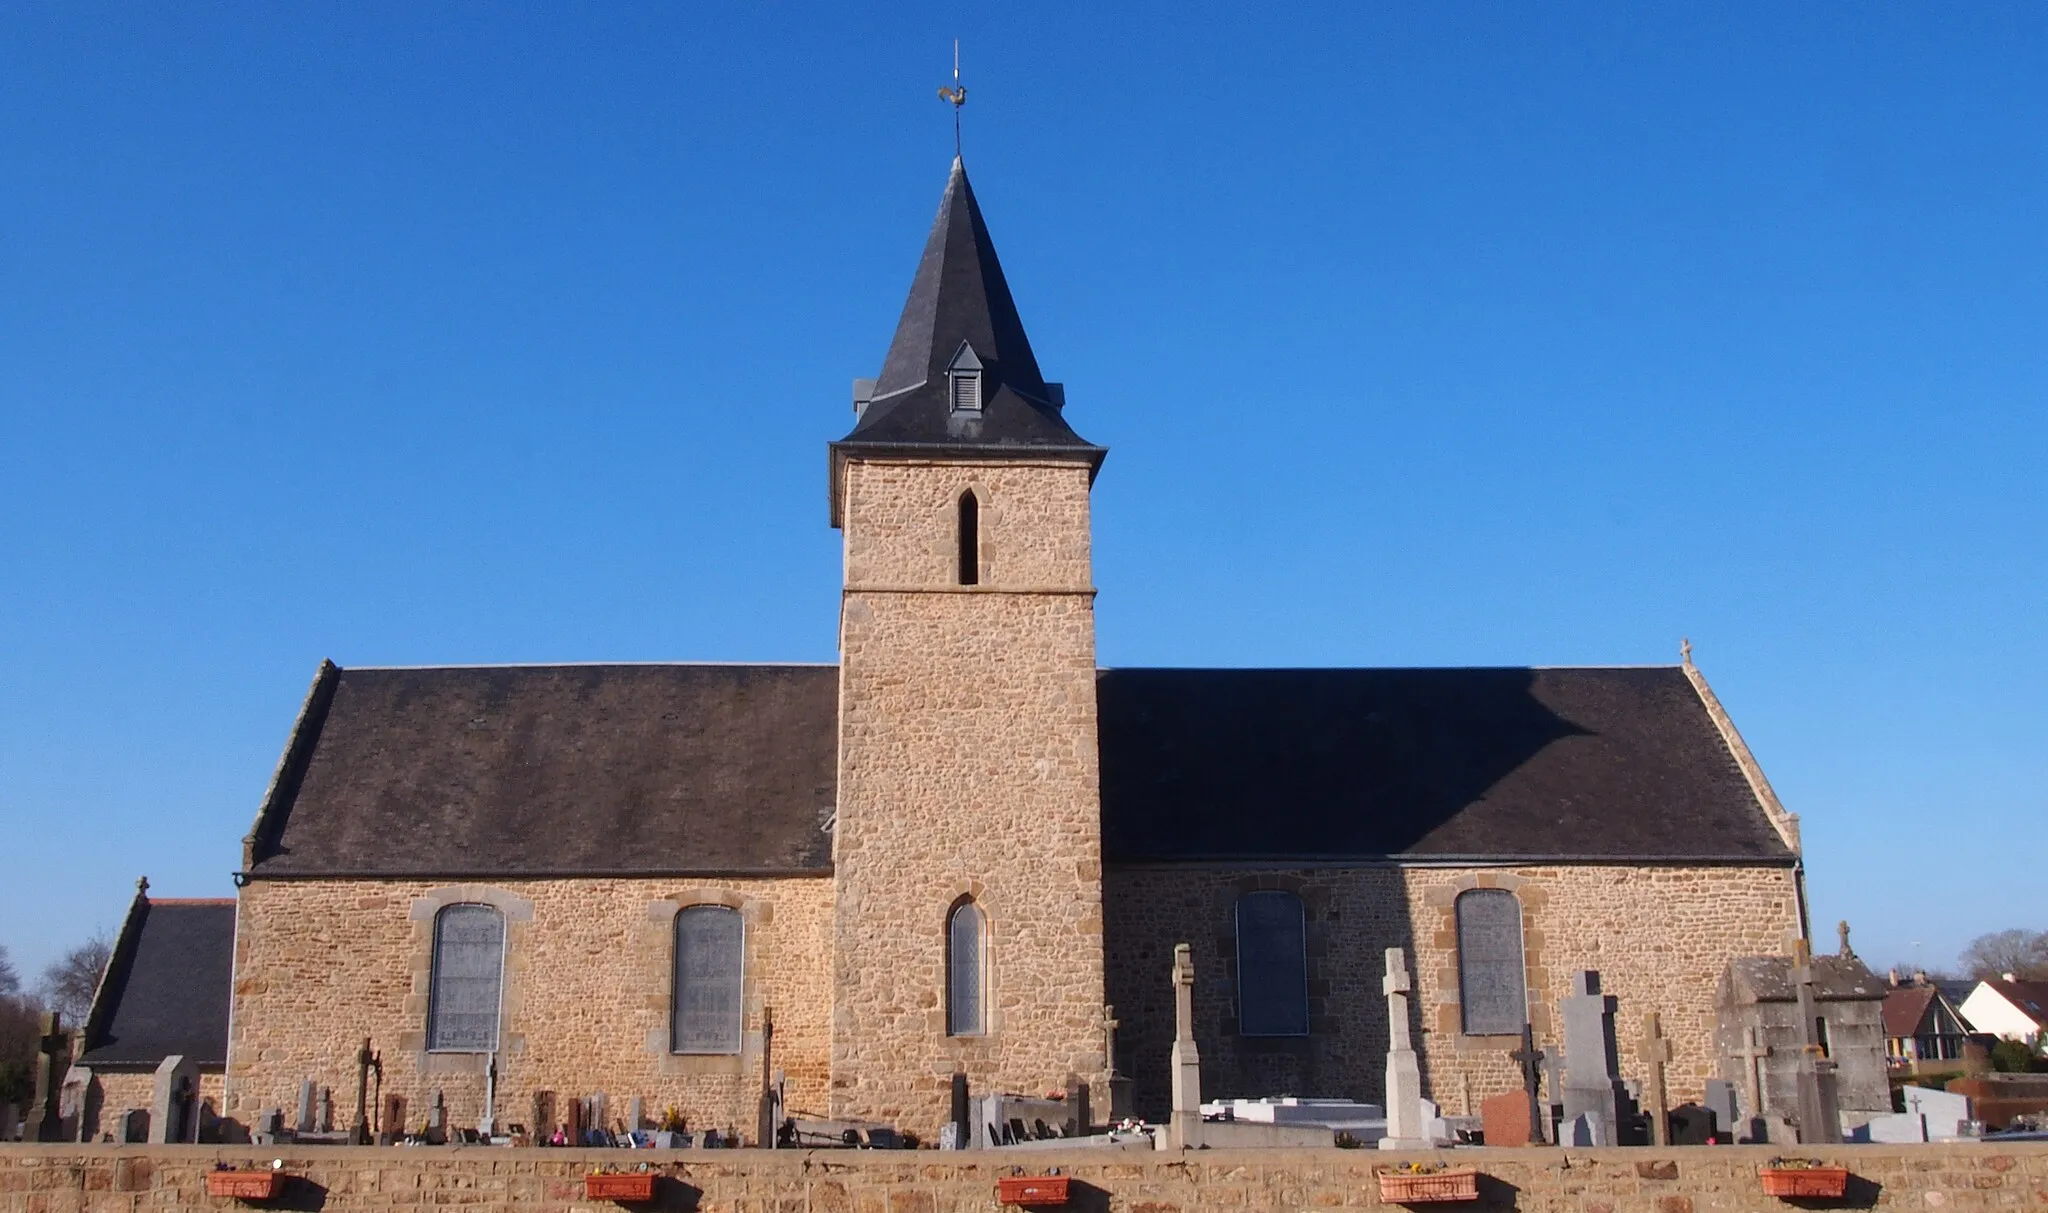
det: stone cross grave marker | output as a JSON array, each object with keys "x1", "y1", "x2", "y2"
[
  {"x1": 1379, "y1": 947, "x2": 1428, "y2": 1150},
  {"x1": 1103, "y1": 1003, "x2": 1134, "y2": 1121},
  {"x1": 148, "y1": 1055, "x2": 197, "y2": 1144},
  {"x1": 1168, "y1": 943, "x2": 1201, "y2": 1148},
  {"x1": 1510, "y1": 1024, "x2": 1546, "y2": 1145},
  {"x1": 31, "y1": 1013, "x2": 68, "y2": 1143},
  {"x1": 296, "y1": 1079, "x2": 316, "y2": 1135},
  {"x1": 1789, "y1": 939, "x2": 1842, "y2": 1144},
  {"x1": 352, "y1": 1037, "x2": 379, "y2": 1145},
  {"x1": 1639, "y1": 1012, "x2": 1674, "y2": 1146},
  {"x1": 1733, "y1": 1027, "x2": 1770, "y2": 1125},
  {"x1": 1560, "y1": 970, "x2": 1626, "y2": 1146}
]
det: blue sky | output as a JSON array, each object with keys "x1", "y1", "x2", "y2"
[{"x1": 2, "y1": 4, "x2": 2042, "y2": 983}]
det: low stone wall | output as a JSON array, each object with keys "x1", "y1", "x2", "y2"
[{"x1": 2, "y1": 1141, "x2": 2045, "y2": 1212}]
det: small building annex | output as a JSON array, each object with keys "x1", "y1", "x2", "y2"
[{"x1": 202, "y1": 157, "x2": 1814, "y2": 1142}]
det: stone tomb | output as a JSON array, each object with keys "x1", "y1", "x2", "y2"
[{"x1": 1715, "y1": 947, "x2": 1888, "y2": 1136}]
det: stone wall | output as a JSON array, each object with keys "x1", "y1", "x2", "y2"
[
  {"x1": 834, "y1": 457, "x2": 1107, "y2": 1134},
  {"x1": 73, "y1": 1073, "x2": 224, "y2": 1142},
  {"x1": 1106, "y1": 864, "x2": 1802, "y2": 1120},
  {"x1": 5, "y1": 1141, "x2": 2046, "y2": 1212},
  {"x1": 228, "y1": 876, "x2": 834, "y2": 1139}
]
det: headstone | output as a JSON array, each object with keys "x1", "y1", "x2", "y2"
[
  {"x1": 147, "y1": 1055, "x2": 198, "y2": 1144},
  {"x1": 1542, "y1": 1046, "x2": 1567, "y2": 1142},
  {"x1": 563, "y1": 1092, "x2": 582, "y2": 1147},
  {"x1": 1064, "y1": 1072, "x2": 1089, "y2": 1136},
  {"x1": 380, "y1": 1094, "x2": 406, "y2": 1146},
  {"x1": 1902, "y1": 1086, "x2": 1971, "y2": 1139},
  {"x1": 120, "y1": 1108, "x2": 149, "y2": 1143},
  {"x1": 57, "y1": 1065, "x2": 93, "y2": 1142},
  {"x1": 1789, "y1": 941, "x2": 1843, "y2": 1144},
  {"x1": 1509, "y1": 1024, "x2": 1546, "y2": 1145},
  {"x1": 351, "y1": 1038, "x2": 379, "y2": 1144},
  {"x1": 427, "y1": 1088, "x2": 447, "y2": 1145},
  {"x1": 1639, "y1": 1012, "x2": 1674, "y2": 1146},
  {"x1": 296, "y1": 1080, "x2": 316, "y2": 1134},
  {"x1": 1378, "y1": 947, "x2": 1429, "y2": 1150},
  {"x1": 1102, "y1": 1004, "x2": 1134, "y2": 1122},
  {"x1": 31, "y1": 1013, "x2": 69, "y2": 1142},
  {"x1": 0, "y1": 1103, "x2": 17, "y2": 1143},
  {"x1": 1563, "y1": 1112, "x2": 1600, "y2": 1146},
  {"x1": 1668, "y1": 1103, "x2": 1715, "y2": 1145},
  {"x1": 629, "y1": 1096, "x2": 645, "y2": 1132},
  {"x1": 1560, "y1": 971, "x2": 1628, "y2": 1145},
  {"x1": 1167, "y1": 943, "x2": 1202, "y2": 1149},
  {"x1": 532, "y1": 1090, "x2": 555, "y2": 1144},
  {"x1": 949, "y1": 1072, "x2": 970, "y2": 1149},
  {"x1": 1704, "y1": 1079, "x2": 1738, "y2": 1139},
  {"x1": 481, "y1": 1056, "x2": 499, "y2": 1137},
  {"x1": 1480, "y1": 1090, "x2": 1533, "y2": 1147},
  {"x1": 318, "y1": 1085, "x2": 334, "y2": 1133},
  {"x1": 590, "y1": 1091, "x2": 608, "y2": 1139}
]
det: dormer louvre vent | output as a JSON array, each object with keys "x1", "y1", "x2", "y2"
[{"x1": 947, "y1": 342, "x2": 984, "y2": 415}]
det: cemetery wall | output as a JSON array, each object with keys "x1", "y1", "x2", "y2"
[
  {"x1": 227, "y1": 875, "x2": 836, "y2": 1140},
  {"x1": 5, "y1": 1141, "x2": 2048, "y2": 1213},
  {"x1": 832, "y1": 458, "x2": 1107, "y2": 1136},
  {"x1": 1106, "y1": 863, "x2": 1801, "y2": 1121}
]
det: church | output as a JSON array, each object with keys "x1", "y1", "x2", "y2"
[{"x1": 200, "y1": 157, "x2": 1808, "y2": 1141}]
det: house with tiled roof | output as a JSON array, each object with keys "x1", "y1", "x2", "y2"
[{"x1": 1962, "y1": 978, "x2": 2048, "y2": 1048}]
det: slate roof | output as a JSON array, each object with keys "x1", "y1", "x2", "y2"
[
  {"x1": 244, "y1": 661, "x2": 1789, "y2": 878},
  {"x1": 1723, "y1": 954, "x2": 1888, "y2": 1003},
  {"x1": 244, "y1": 663, "x2": 838, "y2": 878},
  {"x1": 77, "y1": 898, "x2": 235, "y2": 1069},
  {"x1": 831, "y1": 158, "x2": 1103, "y2": 524},
  {"x1": 1098, "y1": 666, "x2": 1795, "y2": 863}
]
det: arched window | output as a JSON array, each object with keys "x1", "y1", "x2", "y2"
[
  {"x1": 957, "y1": 490, "x2": 980, "y2": 586},
  {"x1": 427, "y1": 903, "x2": 505, "y2": 1053},
  {"x1": 1455, "y1": 889, "x2": 1527, "y2": 1035},
  {"x1": 947, "y1": 900, "x2": 986, "y2": 1036},
  {"x1": 672, "y1": 905, "x2": 745, "y2": 1054},
  {"x1": 1235, "y1": 890, "x2": 1309, "y2": 1036}
]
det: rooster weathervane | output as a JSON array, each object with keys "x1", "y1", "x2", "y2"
[{"x1": 938, "y1": 40, "x2": 967, "y2": 155}]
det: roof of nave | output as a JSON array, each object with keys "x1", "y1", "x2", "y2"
[
  {"x1": 77, "y1": 891, "x2": 235, "y2": 1069},
  {"x1": 1098, "y1": 665, "x2": 1797, "y2": 864},
  {"x1": 242, "y1": 661, "x2": 1791, "y2": 880},
  {"x1": 242, "y1": 662, "x2": 838, "y2": 879}
]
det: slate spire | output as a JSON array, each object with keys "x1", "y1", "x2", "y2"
[{"x1": 834, "y1": 158, "x2": 1103, "y2": 483}]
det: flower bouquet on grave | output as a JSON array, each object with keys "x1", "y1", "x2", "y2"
[
  {"x1": 584, "y1": 1162, "x2": 658, "y2": 1203},
  {"x1": 1759, "y1": 1158, "x2": 1850, "y2": 1199},
  {"x1": 1376, "y1": 1161, "x2": 1480, "y2": 1204}
]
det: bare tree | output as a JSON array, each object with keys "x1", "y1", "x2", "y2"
[
  {"x1": 38, "y1": 934, "x2": 113, "y2": 1028},
  {"x1": 0, "y1": 946, "x2": 39, "y2": 1105},
  {"x1": 0, "y1": 944, "x2": 20, "y2": 997},
  {"x1": 1959, "y1": 929, "x2": 2048, "y2": 981}
]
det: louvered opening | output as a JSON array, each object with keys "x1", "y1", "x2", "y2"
[{"x1": 950, "y1": 371, "x2": 981, "y2": 413}]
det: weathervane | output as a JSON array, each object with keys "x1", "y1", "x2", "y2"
[{"x1": 937, "y1": 39, "x2": 967, "y2": 155}]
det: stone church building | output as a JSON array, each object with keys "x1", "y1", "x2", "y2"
[{"x1": 215, "y1": 159, "x2": 1808, "y2": 1140}]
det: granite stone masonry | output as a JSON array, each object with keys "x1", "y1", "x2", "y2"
[{"x1": 4, "y1": 1142, "x2": 2047, "y2": 1213}]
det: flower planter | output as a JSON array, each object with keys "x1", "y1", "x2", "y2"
[
  {"x1": 584, "y1": 1173, "x2": 658, "y2": 1202},
  {"x1": 996, "y1": 1175, "x2": 1072, "y2": 1206},
  {"x1": 1377, "y1": 1167, "x2": 1480, "y2": 1204},
  {"x1": 1760, "y1": 1167, "x2": 1849, "y2": 1199},
  {"x1": 206, "y1": 1171, "x2": 286, "y2": 1201}
]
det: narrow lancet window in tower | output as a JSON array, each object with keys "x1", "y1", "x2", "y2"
[{"x1": 958, "y1": 490, "x2": 980, "y2": 585}]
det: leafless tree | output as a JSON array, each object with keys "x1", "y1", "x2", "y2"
[
  {"x1": 37, "y1": 934, "x2": 113, "y2": 1028},
  {"x1": 1959, "y1": 929, "x2": 2048, "y2": 981}
]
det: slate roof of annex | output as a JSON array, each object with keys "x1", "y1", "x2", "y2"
[
  {"x1": 243, "y1": 661, "x2": 1793, "y2": 879},
  {"x1": 76, "y1": 899, "x2": 235, "y2": 1069}
]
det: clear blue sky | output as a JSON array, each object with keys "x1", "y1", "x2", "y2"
[{"x1": 3, "y1": 4, "x2": 2043, "y2": 984}]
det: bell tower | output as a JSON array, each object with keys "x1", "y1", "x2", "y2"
[{"x1": 828, "y1": 158, "x2": 1108, "y2": 1133}]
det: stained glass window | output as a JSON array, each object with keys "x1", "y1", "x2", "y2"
[
  {"x1": 1236, "y1": 891, "x2": 1309, "y2": 1036},
  {"x1": 427, "y1": 903, "x2": 504, "y2": 1053},
  {"x1": 672, "y1": 905, "x2": 745, "y2": 1054},
  {"x1": 947, "y1": 902, "x2": 985, "y2": 1037},
  {"x1": 1456, "y1": 889, "x2": 1527, "y2": 1035}
]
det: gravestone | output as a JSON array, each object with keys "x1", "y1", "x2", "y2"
[
  {"x1": 1715, "y1": 946, "x2": 1887, "y2": 1135},
  {"x1": 1560, "y1": 971, "x2": 1628, "y2": 1145},
  {"x1": 1563, "y1": 1113, "x2": 1599, "y2": 1146},
  {"x1": 1639, "y1": 1013, "x2": 1674, "y2": 1146},
  {"x1": 57, "y1": 1065, "x2": 93, "y2": 1142},
  {"x1": 296, "y1": 1080, "x2": 316, "y2": 1134},
  {"x1": 381, "y1": 1095, "x2": 407, "y2": 1146},
  {"x1": 1480, "y1": 1091, "x2": 1533, "y2": 1146},
  {"x1": 532, "y1": 1091, "x2": 555, "y2": 1144},
  {"x1": 1542, "y1": 1046, "x2": 1567, "y2": 1143},
  {"x1": 1668, "y1": 1103, "x2": 1715, "y2": 1145},
  {"x1": 1509, "y1": 1025, "x2": 1546, "y2": 1145},
  {"x1": 1064, "y1": 1071, "x2": 1089, "y2": 1136},
  {"x1": 318, "y1": 1085, "x2": 334, "y2": 1133},
  {"x1": 427, "y1": 1088, "x2": 447, "y2": 1145},
  {"x1": 1853, "y1": 1085, "x2": 1975, "y2": 1143},
  {"x1": 1378, "y1": 947, "x2": 1429, "y2": 1150},
  {"x1": 0, "y1": 1103, "x2": 17, "y2": 1143},
  {"x1": 1789, "y1": 940, "x2": 1843, "y2": 1144},
  {"x1": 120, "y1": 1108, "x2": 148, "y2": 1143},
  {"x1": 148, "y1": 1055, "x2": 197, "y2": 1144},
  {"x1": 1103, "y1": 1004, "x2": 1134, "y2": 1122},
  {"x1": 1167, "y1": 943, "x2": 1201, "y2": 1149},
  {"x1": 31, "y1": 1013, "x2": 69, "y2": 1142},
  {"x1": 1704, "y1": 1079, "x2": 1739, "y2": 1139}
]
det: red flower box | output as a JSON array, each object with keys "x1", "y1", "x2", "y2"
[
  {"x1": 1760, "y1": 1166, "x2": 1849, "y2": 1199},
  {"x1": 206, "y1": 1171, "x2": 286, "y2": 1201},
  {"x1": 1377, "y1": 1167, "x2": 1480, "y2": 1204},
  {"x1": 584, "y1": 1172, "x2": 658, "y2": 1202},
  {"x1": 997, "y1": 1175, "x2": 1071, "y2": 1206}
]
